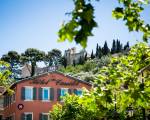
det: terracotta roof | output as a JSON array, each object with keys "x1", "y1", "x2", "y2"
[{"x1": 3, "y1": 71, "x2": 92, "y2": 95}]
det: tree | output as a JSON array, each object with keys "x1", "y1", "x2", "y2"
[
  {"x1": 98, "y1": 46, "x2": 103, "y2": 59},
  {"x1": 61, "y1": 56, "x2": 67, "y2": 68},
  {"x1": 47, "y1": 49, "x2": 62, "y2": 66},
  {"x1": 111, "y1": 40, "x2": 117, "y2": 54},
  {"x1": 79, "y1": 56, "x2": 84, "y2": 65},
  {"x1": 95, "y1": 42, "x2": 150, "y2": 119},
  {"x1": 58, "y1": 0, "x2": 150, "y2": 47},
  {"x1": 1, "y1": 51, "x2": 21, "y2": 79},
  {"x1": 116, "y1": 39, "x2": 122, "y2": 53},
  {"x1": 91, "y1": 50, "x2": 95, "y2": 59},
  {"x1": 84, "y1": 52, "x2": 87, "y2": 61},
  {"x1": 95, "y1": 43, "x2": 99, "y2": 58},
  {"x1": 0, "y1": 61, "x2": 14, "y2": 94},
  {"x1": 50, "y1": 91, "x2": 102, "y2": 120},
  {"x1": 102, "y1": 41, "x2": 110, "y2": 55},
  {"x1": 51, "y1": 42, "x2": 150, "y2": 120},
  {"x1": 124, "y1": 41, "x2": 130, "y2": 50},
  {"x1": 21, "y1": 48, "x2": 45, "y2": 76}
]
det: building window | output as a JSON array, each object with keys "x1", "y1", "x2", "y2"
[
  {"x1": 25, "y1": 87, "x2": 33, "y2": 101},
  {"x1": 40, "y1": 113, "x2": 50, "y2": 120},
  {"x1": 60, "y1": 88, "x2": 68, "y2": 97},
  {"x1": 42, "y1": 88, "x2": 49, "y2": 101},
  {"x1": 76, "y1": 89, "x2": 82, "y2": 96},
  {"x1": 74, "y1": 89, "x2": 82, "y2": 96},
  {"x1": 23, "y1": 113, "x2": 33, "y2": 120}
]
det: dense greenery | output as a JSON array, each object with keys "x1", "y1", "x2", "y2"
[
  {"x1": 1, "y1": 51, "x2": 21, "y2": 78},
  {"x1": 0, "y1": 61, "x2": 14, "y2": 94},
  {"x1": 58, "y1": 0, "x2": 150, "y2": 47},
  {"x1": 50, "y1": 42, "x2": 150, "y2": 120}
]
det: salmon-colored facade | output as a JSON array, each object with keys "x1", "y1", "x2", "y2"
[{"x1": 2, "y1": 71, "x2": 91, "y2": 120}]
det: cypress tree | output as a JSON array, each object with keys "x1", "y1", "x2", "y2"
[
  {"x1": 79, "y1": 56, "x2": 84, "y2": 65},
  {"x1": 116, "y1": 39, "x2": 122, "y2": 53},
  {"x1": 84, "y1": 52, "x2": 87, "y2": 61},
  {"x1": 91, "y1": 50, "x2": 95, "y2": 59},
  {"x1": 98, "y1": 46, "x2": 103, "y2": 58},
  {"x1": 111, "y1": 39, "x2": 116, "y2": 54},
  {"x1": 102, "y1": 41, "x2": 110, "y2": 55},
  {"x1": 73, "y1": 59, "x2": 76, "y2": 67},
  {"x1": 124, "y1": 41, "x2": 130, "y2": 50},
  {"x1": 96, "y1": 43, "x2": 99, "y2": 58},
  {"x1": 62, "y1": 57, "x2": 67, "y2": 68}
]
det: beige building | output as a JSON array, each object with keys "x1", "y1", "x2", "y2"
[{"x1": 64, "y1": 47, "x2": 87, "y2": 65}]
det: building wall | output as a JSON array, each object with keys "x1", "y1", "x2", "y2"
[
  {"x1": 3, "y1": 72, "x2": 91, "y2": 120},
  {"x1": 64, "y1": 48, "x2": 86, "y2": 65}
]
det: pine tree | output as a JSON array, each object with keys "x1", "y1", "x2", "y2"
[
  {"x1": 96, "y1": 43, "x2": 99, "y2": 58},
  {"x1": 124, "y1": 41, "x2": 130, "y2": 50},
  {"x1": 61, "y1": 57, "x2": 67, "y2": 68},
  {"x1": 79, "y1": 56, "x2": 84, "y2": 65},
  {"x1": 73, "y1": 59, "x2": 76, "y2": 67},
  {"x1": 111, "y1": 39, "x2": 116, "y2": 54},
  {"x1": 102, "y1": 41, "x2": 110, "y2": 55},
  {"x1": 91, "y1": 50, "x2": 95, "y2": 59},
  {"x1": 116, "y1": 39, "x2": 122, "y2": 53},
  {"x1": 84, "y1": 52, "x2": 87, "y2": 61},
  {"x1": 98, "y1": 46, "x2": 103, "y2": 58}
]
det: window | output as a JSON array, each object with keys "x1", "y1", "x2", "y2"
[
  {"x1": 42, "y1": 88, "x2": 49, "y2": 101},
  {"x1": 24, "y1": 113, "x2": 33, "y2": 120},
  {"x1": 60, "y1": 88, "x2": 68, "y2": 97},
  {"x1": 74, "y1": 89, "x2": 82, "y2": 96},
  {"x1": 25, "y1": 87, "x2": 33, "y2": 101},
  {"x1": 76, "y1": 89, "x2": 82, "y2": 96},
  {"x1": 40, "y1": 113, "x2": 50, "y2": 120}
]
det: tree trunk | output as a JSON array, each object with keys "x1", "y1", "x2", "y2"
[{"x1": 31, "y1": 62, "x2": 36, "y2": 76}]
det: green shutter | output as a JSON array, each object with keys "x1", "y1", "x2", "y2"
[
  {"x1": 74, "y1": 89, "x2": 77, "y2": 95},
  {"x1": 50, "y1": 88, "x2": 54, "y2": 101},
  {"x1": 39, "y1": 88, "x2": 43, "y2": 100},
  {"x1": 68, "y1": 89, "x2": 72, "y2": 94},
  {"x1": 57, "y1": 89, "x2": 61, "y2": 101},
  {"x1": 21, "y1": 113, "x2": 25, "y2": 120},
  {"x1": 33, "y1": 87, "x2": 37, "y2": 100},
  {"x1": 39, "y1": 113, "x2": 43, "y2": 120},
  {"x1": 21, "y1": 87, "x2": 25, "y2": 100}
]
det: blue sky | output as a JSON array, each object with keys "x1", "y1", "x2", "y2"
[{"x1": 0, "y1": 0, "x2": 150, "y2": 57}]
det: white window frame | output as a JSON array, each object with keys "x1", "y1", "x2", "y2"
[
  {"x1": 24, "y1": 112, "x2": 33, "y2": 120},
  {"x1": 42, "y1": 87, "x2": 50, "y2": 101},
  {"x1": 42, "y1": 113, "x2": 50, "y2": 120},
  {"x1": 24, "y1": 86, "x2": 33, "y2": 101}
]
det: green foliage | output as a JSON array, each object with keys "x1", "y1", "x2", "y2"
[
  {"x1": 58, "y1": 0, "x2": 98, "y2": 48},
  {"x1": 96, "y1": 42, "x2": 150, "y2": 118},
  {"x1": 91, "y1": 50, "x2": 95, "y2": 59},
  {"x1": 52, "y1": 43, "x2": 150, "y2": 119},
  {"x1": 0, "y1": 61, "x2": 14, "y2": 94},
  {"x1": 45, "y1": 49, "x2": 62, "y2": 67},
  {"x1": 113, "y1": 0, "x2": 150, "y2": 42},
  {"x1": 58, "y1": 0, "x2": 150, "y2": 47},
  {"x1": 21, "y1": 48, "x2": 45, "y2": 76},
  {"x1": 102, "y1": 41, "x2": 110, "y2": 55},
  {"x1": 1, "y1": 51, "x2": 21, "y2": 78},
  {"x1": 50, "y1": 90, "x2": 102, "y2": 120}
]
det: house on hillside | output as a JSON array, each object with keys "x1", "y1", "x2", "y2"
[{"x1": 1, "y1": 71, "x2": 91, "y2": 120}]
